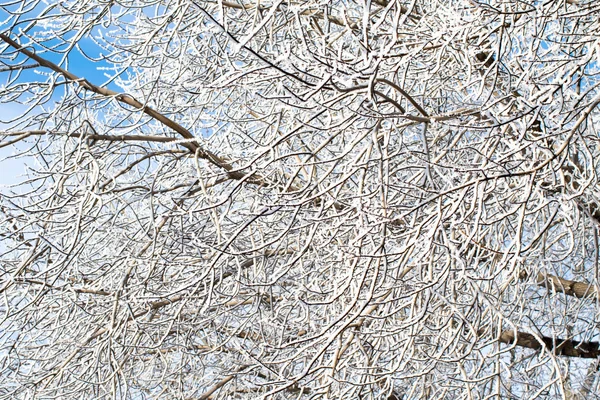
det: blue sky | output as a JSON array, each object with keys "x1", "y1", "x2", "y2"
[
  {"x1": 0, "y1": 6, "x2": 119, "y2": 188},
  {"x1": 0, "y1": 103, "x2": 32, "y2": 187}
]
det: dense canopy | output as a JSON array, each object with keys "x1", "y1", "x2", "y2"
[{"x1": 1, "y1": 0, "x2": 600, "y2": 398}]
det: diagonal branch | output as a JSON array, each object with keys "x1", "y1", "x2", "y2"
[
  {"x1": 0, "y1": 33, "x2": 272, "y2": 185},
  {"x1": 198, "y1": 364, "x2": 250, "y2": 399},
  {"x1": 0, "y1": 34, "x2": 199, "y2": 152}
]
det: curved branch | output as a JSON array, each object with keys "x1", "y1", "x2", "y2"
[{"x1": 376, "y1": 78, "x2": 429, "y2": 117}]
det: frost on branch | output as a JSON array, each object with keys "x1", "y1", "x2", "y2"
[{"x1": 1, "y1": 0, "x2": 600, "y2": 398}]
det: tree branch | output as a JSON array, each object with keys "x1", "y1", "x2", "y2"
[
  {"x1": 1, "y1": 130, "x2": 182, "y2": 144},
  {"x1": 499, "y1": 330, "x2": 600, "y2": 359},
  {"x1": 0, "y1": 33, "x2": 273, "y2": 185},
  {"x1": 0, "y1": 34, "x2": 203, "y2": 153},
  {"x1": 536, "y1": 273, "x2": 598, "y2": 300}
]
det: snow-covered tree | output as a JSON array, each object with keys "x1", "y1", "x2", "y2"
[{"x1": 2, "y1": 0, "x2": 600, "y2": 398}]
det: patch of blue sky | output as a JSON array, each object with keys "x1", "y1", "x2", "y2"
[
  {"x1": 0, "y1": 1, "x2": 134, "y2": 188},
  {"x1": 0, "y1": 1, "x2": 228, "y2": 191},
  {"x1": 0, "y1": 103, "x2": 33, "y2": 187},
  {"x1": 0, "y1": 1, "x2": 134, "y2": 104}
]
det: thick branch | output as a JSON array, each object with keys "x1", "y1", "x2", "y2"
[
  {"x1": 536, "y1": 273, "x2": 598, "y2": 300},
  {"x1": 499, "y1": 330, "x2": 600, "y2": 359}
]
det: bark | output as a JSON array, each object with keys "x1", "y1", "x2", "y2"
[
  {"x1": 536, "y1": 273, "x2": 598, "y2": 299},
  {"x1": 499, "y1": 330, "x2": 600, "y2": 359}
]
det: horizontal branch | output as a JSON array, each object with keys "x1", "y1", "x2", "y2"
[
  {"x1": 499, "y1": 330, "x2": 600, "y2": 358},
  {"x1": 1, "y1": 130, "x2": 182, "y2": 144},
  {"x1": 536, "y1": 273, "x2": 598, "y2": 299},
  {"x1": 0, "y1": 62, "x2": 39, "y2": 72},
  {"x1": 14, "y1": 278, "x2": 111, "y2": 296}
]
